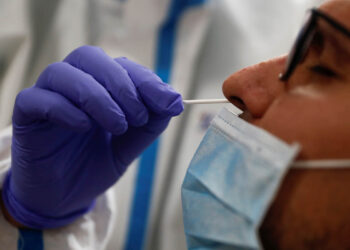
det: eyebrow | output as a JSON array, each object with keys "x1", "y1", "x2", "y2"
[
  {"x1": 314, "y1": 9, "x2": 350, "y2": 38},
  {"x1": 314, "y1": 19, "x2": 350, "y2": 64}
]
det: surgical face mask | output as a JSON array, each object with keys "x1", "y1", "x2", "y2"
[{"x1": 181, "y1": 107, "x2": 350, "y2": 250}]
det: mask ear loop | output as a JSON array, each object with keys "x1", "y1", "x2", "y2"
[{"x1": 292, "y1": 160, "x2": 350, "y2": 168}]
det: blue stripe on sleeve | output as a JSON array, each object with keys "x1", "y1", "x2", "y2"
[
  {"x1": 124, "y1": 1, "x2": 206, "y2": 250},
  {"x1": 18, "y1": 228, "x2": 44, "y2": 250},
  {"x1": 123, "y1": 140, "x2": 159, "y2": 250}
]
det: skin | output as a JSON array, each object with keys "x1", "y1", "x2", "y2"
[
  {"x1": 1, "y1": 1, "x2": 349, "y2": 248},
  {"x1": 0, "y1": 194, "x2": 23, "y2": 228},
  {"x1": 222, "y1": 0, "x2": 350, "y2": 249}
]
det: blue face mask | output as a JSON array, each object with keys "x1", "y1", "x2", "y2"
[
  {"x1": 181, "y1": 107, "x2": 350, "y2": 249},
  {"x1": 181, "y1": 107, "x2": 300, "y2": 250},
  {"x1": 182, "y1": 107, "x2": 350, "y2": 250}
]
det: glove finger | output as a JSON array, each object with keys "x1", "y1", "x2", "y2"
[
  {"x1": 35, "y1": 62, "x2": 127, "y2": 135},
  {"x1": 114, "y1": 57, "x2": 184, "y2": 117},
  {"x1": 13, "y1": 87, "x2": 92, "y2": 131},
  {"x1": 112, "y1": 115, "x2": 171, "y2": 172},
  {"x1": 63, "y1": 46, "x2": 149, "y2": 127}
]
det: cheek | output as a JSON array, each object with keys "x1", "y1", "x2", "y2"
[{"x1": 253, "y1": 94, "x2": 350, "y2": 159}]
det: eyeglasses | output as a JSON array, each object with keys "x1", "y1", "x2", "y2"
[{"x1": 279, "y1": 8, "x2": 350, "y2": 81}]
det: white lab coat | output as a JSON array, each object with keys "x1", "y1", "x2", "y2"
[{"x1": 0, "y1": 0, "x2": 324, "y2": 249}]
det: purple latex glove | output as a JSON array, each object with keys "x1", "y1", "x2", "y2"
[{"x1": 2, "y1": 46, "x2": 183, "y2": 229}]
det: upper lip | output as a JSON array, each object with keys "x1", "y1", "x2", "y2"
[{"x1": 238, "y1": 111, "x2": 253, "y2": 122}]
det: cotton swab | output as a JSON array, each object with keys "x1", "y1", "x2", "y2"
[{"x1": 183, "y1": 99, "x2": 230, "y2": 104}]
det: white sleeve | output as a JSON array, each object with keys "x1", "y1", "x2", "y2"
[
  {"x1": 43, "y1": 187, "x2": 117, "y2": 250},
  {"x1": 0, "y1": 126, "x2": 12, "y2": 188}
]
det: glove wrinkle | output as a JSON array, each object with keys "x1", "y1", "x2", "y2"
[{"x1": 4, "y1": 46, "x2": 183, "y2": 229}]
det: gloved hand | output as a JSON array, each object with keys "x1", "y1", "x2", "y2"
[{"x1": 2, "y1": 45, "x2": 183, "y2": 229}]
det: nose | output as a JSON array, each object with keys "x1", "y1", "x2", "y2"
[{"x1": 222, "y1": 56, "x2": 287, "y2": 119}]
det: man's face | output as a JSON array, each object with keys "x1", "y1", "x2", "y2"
[
  {"x1": 223, "y1": 0, "x2": 350, "y2": 160},
  {"x1": 222, "y1": 0, "x2": 350, "y2": 248}
]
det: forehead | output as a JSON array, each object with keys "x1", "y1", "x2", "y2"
[{"x1": 320, "y1": 0, "x2": 350, "y2": 29}]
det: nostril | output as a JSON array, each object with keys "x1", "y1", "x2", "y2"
[{"x1": 229, "y1": 96, "x2": 246, "y2": 111}]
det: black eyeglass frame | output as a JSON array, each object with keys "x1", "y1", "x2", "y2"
[{"x1": 279, "y1": 8, "x2": 350, "y2": 81}]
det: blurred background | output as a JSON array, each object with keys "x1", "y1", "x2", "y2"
[{"x1": 0, "y1": 0, "x2": 324, "y2": 249}]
